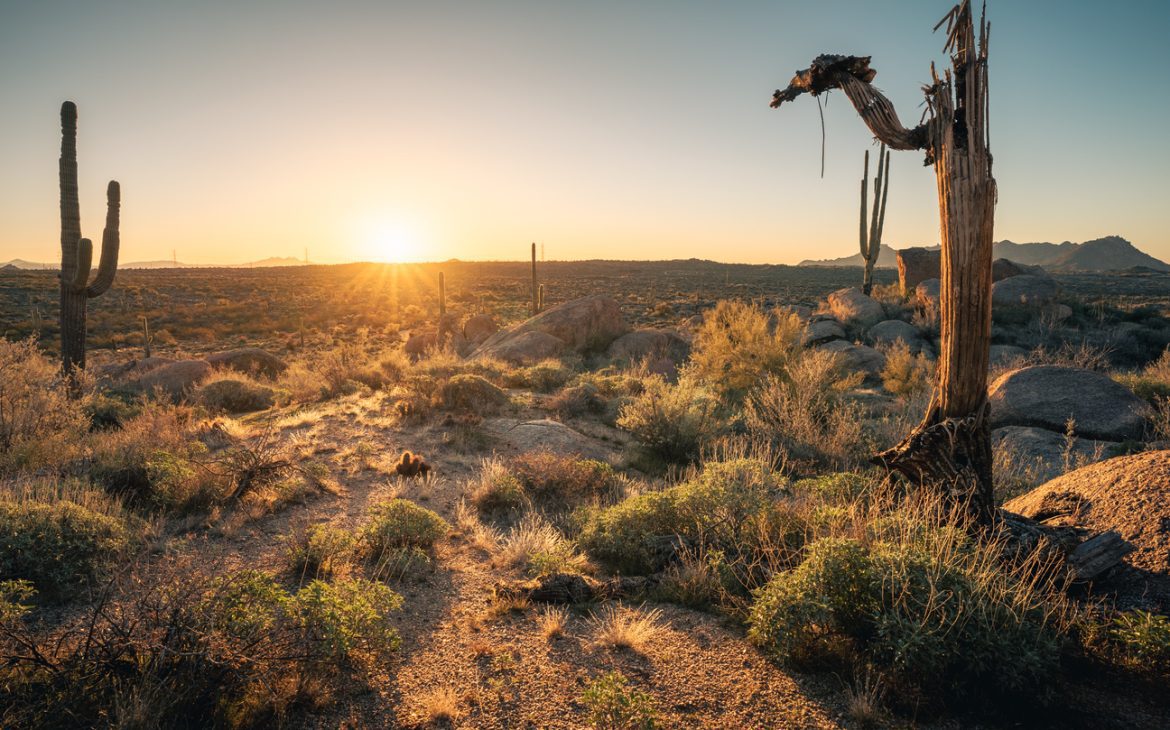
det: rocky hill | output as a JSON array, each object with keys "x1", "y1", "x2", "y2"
[{"x1": 800, "y1": 236, "x2": 1169, "y2": 272}]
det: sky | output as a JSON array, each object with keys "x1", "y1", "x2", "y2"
[{"x1": 1, "y1": 0, "x2": 1168, "y2": 266}]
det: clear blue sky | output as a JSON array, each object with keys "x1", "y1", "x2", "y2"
[{"x1": 1, "y1": 0, "x2": 1167, "y2": 264}]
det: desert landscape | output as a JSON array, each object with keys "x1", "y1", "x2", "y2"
[{"x1": 4, "y1": 1, "x2": 1170, "y2": 729}]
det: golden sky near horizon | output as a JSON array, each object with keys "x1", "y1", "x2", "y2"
[{"x1": 1, "y1": 1, "x2": 1168, "y2": 266}]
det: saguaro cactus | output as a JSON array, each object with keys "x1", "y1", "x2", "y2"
[
  {"x1": 771, "y1": 2, "x2": 996, "y2": 521},
  {"x1": 859, "y1": 145, "x2": 890, "y2": 296},
  {"x1": 530, "y1": 242, "x2": 538, "y2": 316},
  {"x1": 58, "y1": 101, "x2": 120, "y2": 375}
]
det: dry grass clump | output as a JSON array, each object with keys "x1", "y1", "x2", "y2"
[
  {"x1": 744, "y1": 349, "x2": 864, "y2": 471},
  {"x1": 496, "y1": 514, "x2": 590, "y2": 577},
  {"x1": 536, "y1": 605, "x2": 569, "y2": 640},
  {"x1": 508, "y1": 450, "x2": 627, "y2": 509},
  {"x1": 417, "y1": 686, "x2": 462, "y2": 725},
  {"x1": 505, "y1": 358, "x2": 576, "y2": 392},
  {"x1": 284, "y1": 522, "x2": 355, "y2": 579},
  {"x1": 587, "y1": 603, "x2": 665, "y2": 652},
  {"x1": 878, "y1": 340, "x2": 934, "y2": 397},
  {"x1": 467, "y1": 458, "x2": 529, "y2": 516},
  {"x1": 0, "y1": 338, "x2": 87, "y2": 474}
]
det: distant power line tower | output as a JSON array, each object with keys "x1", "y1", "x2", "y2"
[{"x1": 172, "y1": 249, "x2": 177, "y2": 268}]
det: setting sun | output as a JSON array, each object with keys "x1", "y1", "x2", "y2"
[{"x1": 355, "y1": 216, "x2": 427, "y2": 263}]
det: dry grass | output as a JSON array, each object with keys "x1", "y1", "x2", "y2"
[
  {"x1": 844, "y1": 669, "x2": 886, "y2": 728},
  {"x1": 496, "y1": 514, "x2": 590, "y2": 577},
  {"x1": 417, "y1": 686, "x2": 462, "y2": 726},
  {"x1": 536, "y1": 605, "x2": 569, "y2": 641},
  {"x1": 587, "y1": 603, "x2": 665, "y2": 652}
]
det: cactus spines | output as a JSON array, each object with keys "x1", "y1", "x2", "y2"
[
  {"x1": 58, "y1": 101, "x2": 120, "y2": 375},
  {"x1": 859, "y1": 144, "x2": 890, "y2": 296}
]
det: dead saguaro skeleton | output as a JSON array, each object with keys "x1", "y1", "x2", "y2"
[{"x1": 772, "y1": 1, "x2": 996, "y2": 522}]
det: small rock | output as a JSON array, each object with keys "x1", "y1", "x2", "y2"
[{"x1": 802, "y1": 320, "x2": 846, "y2": 347}]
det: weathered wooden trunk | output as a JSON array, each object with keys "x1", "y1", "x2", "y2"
[{"x1": 772, "y1": 2, "x2": 996, "y2": 521}]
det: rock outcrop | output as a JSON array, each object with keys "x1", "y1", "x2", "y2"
[
  {"x1": 988, "y1": 366, "x2": 1152, "y2": 441},
  {"x1": 826, "y1": 288, "x2": 885, "y2": 330}
]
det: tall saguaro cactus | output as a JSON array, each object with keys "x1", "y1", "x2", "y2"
[
  {"x1": 58, "y1": 101, "x2": 120, "y2": 375},
  {"x1": 859, "y1": 145, "x2": 890, "y2": 296},
  {"x1": 772, "y1": 2, "x2": 996, "y2": 521},
  {"x1": 530, "y1": 242, "x2": 538, "y2": 315}
]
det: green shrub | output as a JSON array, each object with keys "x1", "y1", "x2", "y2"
[
  {"x1": 748, "y1": 524, "x2": 1068, "y2": 698},
  {"x1": 581, "y1": 671, "x2": 657, "y2": 729},
  {"x1": 688, "y1": 300, "x2": 803, "y2": 402},
  {"x1": 0, "y1": 488, "x2": 140, "y2": 599},
  {"x1": 0, "y1": 338, "x2": 86, "y2": 474},
  {"x1": 196, "y1": 377, "x2": 276, "y2": 414},
  {"x1": 507, "y1": 358, "x2": 575, "y2": 392},
  {"x1": 84, "y1": 393, "x2": 139, "y2": 431},
  {"x1": 1109, "y1": 610, "x2": 1170, "y2": 667},
  {"x1": 509, "y1": 450, "x2": 624, "y2": 508},
  {"x1": 285, "y1": 523, "x2": 355, "y2": 577},
  {"x1": 291, "y1": 578, "x2": 403, "y2": 660},
  {"x1": 438, "y1": 373, "x2": 509, "y2": 412},
  {"x1": 616, "y1": 373, "x2": 724, "y2": 463},
  {"x1": 468, "y1": 458, "x2": 529, "y2": 516},
  {"x1": 578, "y1": 458, "x2": 792, "y2": 578},
  {"x1": 371, "y1": 546, "x2": 433, "y2": 582},
  {"x1": 362, "y1": 499, "x2": 449, "y2": 555}
]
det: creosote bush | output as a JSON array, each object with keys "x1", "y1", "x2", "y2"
[
  {"x1": 508, "y1": 450, "x2": 626, "y2": 509},
  {"x1": 582, "y1": 670, "x2": 657, "y2": 729},
  {"x1": 747, "y1": 500, "x2": 1073, "y2": 700},
  {"x1": 285, "y1": 523, "x2": 355, "y2": 578},
  {"x1": 468, "y1": 458, "x2": 529, "y2": 516},
  {"x1": 616, "y1": 373, "x2": 724, "y2": 463},
  {"x1": 0, "y1": 480, "x2": 143, "y2": 600},
  {"x1": 879, "y1": 340, "x2": 934, "y2": 397},
  {"x1": 688, "y1": 300, "x2": 804, "y2": 402},
  {"x1": 0, "y1": 339, "x2": 87, "y2": 474},
  {"x1": 362, "y1": 498, "x2": 449, "y2": 556}
]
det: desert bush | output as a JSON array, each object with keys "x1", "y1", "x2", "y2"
[
  {"x1": 285, "y1": 523, "x2": 355, "y2": 578},
  {"x1": 689, "y1": 300, "x2": 804, "y2": 402},
  {"x1": 509, "y1": 450, "x2": 625, "y2": 509},
  {"x1": 196, "y1": 376, "x2": 276, "y2": 414},
  {"x1": 616, "y1": 372, "x2": 724, "y2": 463},
  {"x1": 744, "y1": 349, "x2": 864, "y2": 470},
  {"x1": 370, "y1": 546, "x2": 433, "y2": 582},
  {"x1": 497, "y1": 514, "x2": 590, "y2": 577},
  {"x1": 581, "y1": 671, "x2": 657, "y2": 730},
  {"x1": 1108, "y1": 610, "x2": 1170, "y2": 667},
  {"x1": 362, "y1": 498, "x2": 449, "y2": 555},
  {"x1": 879, "y1": 341, "x2": 934, "y2": 397},
  {"x1": 0, "y1": 480, "x2": 142, "y2": 600},
  {"x1": 438, "y1": 373, "x2": 509, "y2": 412},
  {"x1": 84, "y1": 392, "x2": 140, "y2": 431},
  {"x1": 1114, "y1": 348, "x2": 1170, "y2": 405},
  {"x1": 587, "y1": 603, "x2": 665, "y2": 652},
  {"x1": 747, "y1": 508, "x2": 1071, "y2": 699},
  {"x1": 506, "y1": 358, "x2": 576, "y2": 392},
  {"x1": 0, "y1": 339, "x2": 87, "y2": 474},
  {"x1": 0, "y1": 568, "x2": 403, "y2": 727},
  {"x1": 578, "y1": 457, "x2": 795, "y2": 579}
]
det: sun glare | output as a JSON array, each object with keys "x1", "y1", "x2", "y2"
[{"x1": 357, "y1": 217, "x2": 427, "y2": 263}]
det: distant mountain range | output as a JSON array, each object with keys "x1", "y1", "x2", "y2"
[
  {"x1": 798, "y1": 236, "x2": 1170, "y2": 272},
  {"x1": 0, "y1": 256, "x2": 306, "y2": 270}
]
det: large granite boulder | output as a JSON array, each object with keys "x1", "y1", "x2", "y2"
[
  {"x1": 475, "y1": 330, "x2": 565, "y2": 364},
  {"x1": 1006, "y1": 450, "x2": 1170, "y2": 608},
  {"x1": 868, "y1": 319, "x2": 925, "y2": 352},
  {"x1": 816, "y1": 340, "x2": 887, "y2": 382},
  {"x1": 992, "y1": 426, "x2": 1116, "y2": 484},
  {"x1": 476, "y1": 295, "x2": 628, "y2": 357},
  {"x1": 992, "y1": 275, "x2": 1059, "y2": 309},
  {"x1": 989, "y1": 366, "x2": 1152, "y2": 441},
  {"x1": 802, "y1": 319, "x2": 846, "y2": 347},
  {"x1": 206, "y1": 347, "x2": 287, "y2": 378},
  {"x1": 463, "y1": 314, "x2": 499, "y2": 345},
  {"x1": 826, "y1": 288, "x2": 885, "y2": 330},
  {"x1": 896, "y1": 247, "x2": 940, "y2": 293}
]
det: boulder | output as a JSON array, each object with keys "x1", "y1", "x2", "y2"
[
  {"x1": 816, "y1": 340, "x2": 887, "y2": 382},
  {"x1": 1006, "y1": 450, "x2": 1170, "y2": 602},
  {"x1": 93, "y1": 356, "x2": 176, "y2": 382},
  {"x1": 896, "y1": 247, "x2": 940, "y2": 293},
  {"x1": 915, "y1": 278, "x2": 940, "y2": 311},
  {"x1": 826, "y1": 288, "x2": 885, "y2": 330},
  {"x1": 475, "y1": 330, "x2": 566, "y2": 364},
  {"x1": 992, "y1": 258, "x2": 1048, "y2": 282},
  {"x1": 988, "y1": 366, "x2": 1152, "y2": 441},
  {"x1": 802, "y1": 319, "x2": 846, "y2": 347},
  {"x1": 463, "y1": 314, "x2": 498, "y2": 345},
  {"x1": 606, "y1": 329, "x2": 690, "y2": 365},
  {"x1": 993, "y1": 426, "x2": 1116, "y2": 484},
  {"x1": 206, "y1": 347, "x2": 287, "y2": 378},
  {"x1": 991, "y1": 275, "x2": 1059, "y2": 309},
  {"x1": 439, "y1": 374, "x2": 509, "y2": 412},
  {"x1": 868, "y1": 319, "x2": 925, "y2": 351},
  {"x1": 483, "y1": 418, "x2": 615, "y2": 461},
  {"x1": 478, "y1": 295, "x2": 628, "y2": 355},
  {"x1": 988, "y1": 344, "x2": 1027, "y2": 368},
  {"x1": 123, "y1": 360, "x2": 212, "y2": 402}
]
